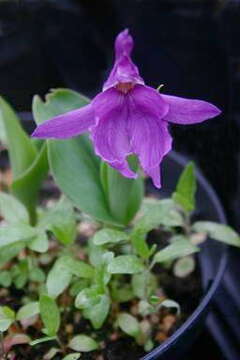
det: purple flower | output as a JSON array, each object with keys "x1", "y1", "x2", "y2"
[{"x1": 32, "y1": 29, "x2": 221, "y2": 188}]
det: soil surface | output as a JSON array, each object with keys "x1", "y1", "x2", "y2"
[{"x1": 0, "y1": 229, "x2": 202, "y2": 360}]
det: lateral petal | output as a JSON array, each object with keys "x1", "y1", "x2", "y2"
[
  {"x1": 162, "y1": 94, "x2": 221, "y2": 124},
  {"x1": 32, "y1": 104, "x2": 95, "y2": 139}
]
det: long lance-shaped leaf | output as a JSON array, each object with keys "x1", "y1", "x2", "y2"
[{"x1": 32, "y1": 89, "x2": 117, "y2": 224}]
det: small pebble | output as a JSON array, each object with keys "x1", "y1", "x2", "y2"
[
  {"x1": 65, "y1": 324, "x2": 74, "y2": 334},
  {"x1": 96, "y1": 355, "x2": 104, "y2": 360},
  {"x1": 150, "y1": 314, "x2": 160, "y2": 325},
  {"x1": 140, "y1": 319, "x2": 151, "y2": 336},
  {"x1": 74, "y1": 312, "x2": 81, "y2": 324},
  {"x1": 155, "y1": 332, "x2": 167, "y2": 342},
  {"x1": 78, "y1": 222, "x2": 98, "y2": 237},
  {"x1": 0, "y1": 168, "x2": 12, "y2": 188},
  {"x1": 190, "y1": 232, "x2": 207, "y2": 245},
  {"x1": 76, "y1": 250, "x2": 86, "y2": 261},
  {"x1": 130, "y1": 304, "x2": 138, "y2": 316},
  {"x1": 162, "y1": 315, "x2": 176, "y2": 333},
  {"x1": 0, "y1": 288, "x2": 8, "y2": 297},
  {"x1": 110, "y1": 332, "x2": 119, "y2": 341}
]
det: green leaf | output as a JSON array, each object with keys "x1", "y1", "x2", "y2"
[
  {"x1": 0, "y1": 306, "x2": 15, "y2": 320},
  {"x1": 192, "y1": 221, "x2": 240, "y2": 247},
  {"x1": 62, "y1": 256, "x2": 94, "y2": 278},
  {"x1": 131, "y1": 234, "x2": 150, "y2": 260},
  {"x1": 0, "y1": 271, "x2": 12, "y2": 287},
  {"x1": 131, "y1": 199, "x2": 184, "y2": 259},
  {"x1": 0, "y1": 96, "x2": 36, "y2": 178},
  {"x1": 0, "y1": 241, "x2": 26, "y2": 267},
  {"x1": 157, "y1": 299, "x2": 180, "y2": 315},
  {"x1": 0, "y1": 192, "x2": 29, "y2": 223},
  {"x1": 46, "y1": 258, "x2": 72, "y2": 298},
  {"x1": 132, "y1": 272, "x2": 157, "y2": 299},
  {"x1": 0, "y1": 223, "x2": 36, "y2": 247},
  {"x1": 29, "y1": 267, "x2": 46, "y2": 283},
  {"x1": 0, "y1": 306, "x2": 15, "y2": 332},
  {"x1": 138, "y1": 300, "x2": 155, "y2": 316},
  {"x1": 100, "y1": 161, "x2": 143, "y2": 225},
  {"x1": 93, "y1": 228, "x2": 128, "y2": 246},
  {"x1": 48, "y1": 136, "x2": 116, "y2": 223},
  {"x1": 0, "y1": 111, "x2": 7, "y2": 145},
  {"x1": 144, "y1": 339, "x2": 154, "y2": 352},
  {"x1": 88, "y1": 239, "x2": 106, "y2": 267},
  {"x1": 107, "y1": 255, "x2": 144, "y2": 274},
  {"x1": 33, "y1": 89, "x2": 117, "y2": 225},
  {"x1": 43, "y1": 348, "x2": 61, "y2": 359},
  {"x1": 111, "y1": 280, "x2": 134, "y2": 303},
  {"x1": 70, "y1": 279, "x2": 89, "y2": 297},
  {"x1": 69, "y1": 335, "x2": 98, "y2": 352},
  {"x1": 28, "y1": 230, "x2": 49, "y2": 253},
  {"x1": 83, "y1": 294, "x2": 110, "y2": 329},
  {"x1": 12, "y1": 143, "x2": 49, "y2": 225},
  {"x1": 0, "y1": 96, "x2": 48, "y2": 224},
  {"x1": 153, "y1": 236, "x2": 199, "y2": 264},
  {"x1": 11, "y1": 259, "x2": 29, "y2": 289},
  {"x1": 33, "y1": 89, "x2": 90, "y2": 124},
  {"x1": 47, "y1": 256, "x2": 93, "y2": 298},
  {"x1": 172, "y1": 162, "x2": 196, "y2": 212},
  {"x1": 173, "y1": 256, "x2": 195, "y2": 278},
  {"x1": 39, "y1": 196, "x2": 76, "y2": 245},
  {"x1": 30, "y1": 336, "x2": 57, "y2": 346},
  {"x1": 118, "y1": 313, "x2": 140, "y2": 338},
  {"x1": 75, "y1": 288, "x2": 100, "y2": 309},
  {"x1": 39, "y1": 295, "x2": 60, "y2": 336},
  {"x1": 0, "y1": 319, "x2": 13, "y2": 332},
  {"x1": 17, "y1": 302, "x2": 40, "y2": 321},
  {"x1": 135, "y1": 199, "x2": 184, "y2": 232},
  {"x1": 94, "y1": 253, "x2": 113, "y2": 290},
  {"x1": 63, "y1": 354, "x2": 81, "y2": 360}
]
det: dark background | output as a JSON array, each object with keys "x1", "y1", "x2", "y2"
[
  {"x1": 0, "y1": 2, "x2": 240, "y2": 357},
  {"x1": 1, "y1": 0, "x2": 239, "y2": 229}
]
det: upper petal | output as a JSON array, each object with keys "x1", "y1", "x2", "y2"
[
  {"x1": 32, "y1": 104, "x2": 95, "y2": 139},
  {"x1": 103, "y1": 54, "x2": 144, "y2": 91},
  {"x1": 115, "y1": 29, "x2": 133, "y2": 59},
  {"x1": 162, "y1": 94, "x2": 221, "y2": 124},
  {"x1": 103, "y1": 30, "x2": 144, "y2": 91}
]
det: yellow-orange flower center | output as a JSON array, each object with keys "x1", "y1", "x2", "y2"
[{"x1": 116, "y1": 82, "x2": 134, "y2": 94}]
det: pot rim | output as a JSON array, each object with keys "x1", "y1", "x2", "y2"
[{"x1": 142, "y1": 151, "x2": 228, "y2": 359}]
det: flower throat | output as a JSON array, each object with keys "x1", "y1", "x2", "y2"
[{"x1": 116, "y1": 82, "x2": 134, "y2": 94}]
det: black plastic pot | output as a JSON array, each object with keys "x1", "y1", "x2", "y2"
[
  {"x1": 144, "y1": 151, "x2": 228, "y2": 360},
  {"x1": 206, "y1": 246, "x2": 240, "y2": 360}
]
